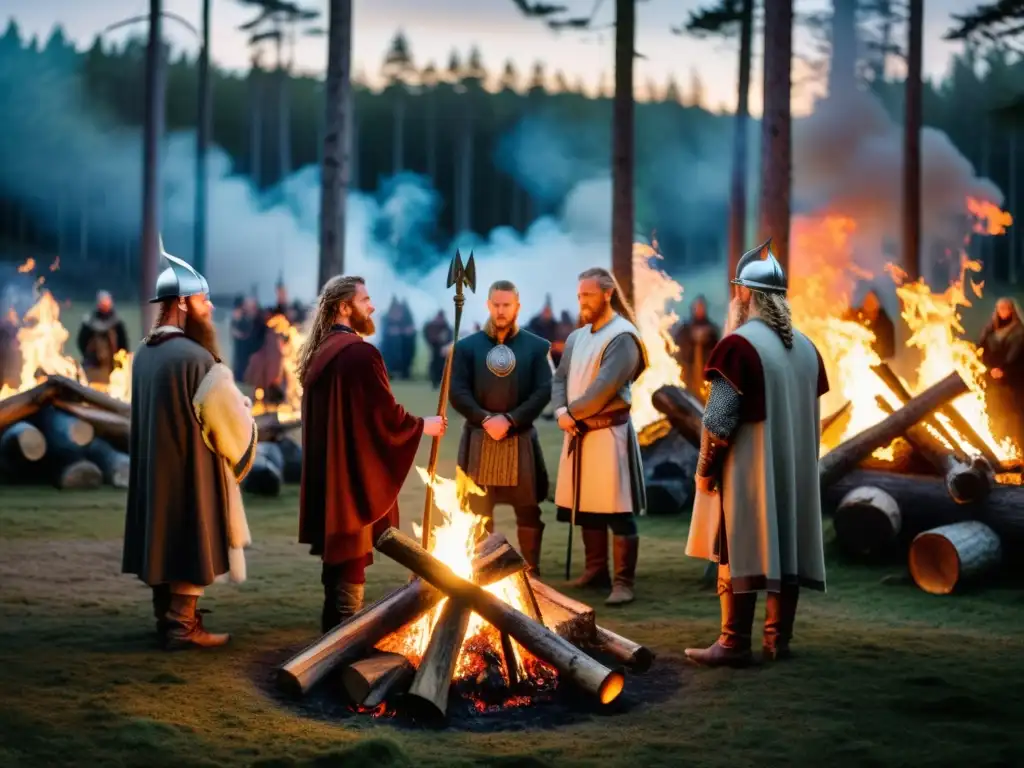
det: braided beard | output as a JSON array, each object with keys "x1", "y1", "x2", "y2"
[{"x1": 726, "y1": 295, "x2": 751, "y2": 334}]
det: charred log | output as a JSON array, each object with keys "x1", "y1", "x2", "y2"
[
  {"x1": 651, "y1": 386, "x2": 704, "y2": 447},
  {"x1": 0, "y1": 380, "x2": 59, "y2": 433},
  {"x1": 870, "y1": 362, "x2": 963, "y2": 453},
  {"x1": 527, "y1": 574, "x2": 597, "y2": 644},
  {"x1": 833, "y1": 485, "x2": 902, "y2": 559},
  {"x1": 375, "y1": 527, "x2": 624, "y2": 704},
  {"x1": 47, "y1": 375, "x2": 131, "y2": 419},
  {"x1": 819, "y1": 372, "x2": 968, "y2": 489},
  {"x1": 340, "y1": 652, "x2": 414, "y2": 709}
]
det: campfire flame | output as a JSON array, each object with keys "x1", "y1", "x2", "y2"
[
  {"x1": 631, "y1": 242, "x2": 686, "y2": 432},
  {"x1": 376, "y1": 468, "x2": 544, "y2": 689},
  {"x1": 251, "y1": 313, "x2": 306, "y2": 421}
]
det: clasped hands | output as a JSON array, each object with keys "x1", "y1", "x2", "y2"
[{"x1": 482, "y1": 414, "x2": 511, "y2": 441}]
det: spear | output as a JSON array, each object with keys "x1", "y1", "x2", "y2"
[{"x1": 420, "y1": 249, "x2": 476, "y2": 549}]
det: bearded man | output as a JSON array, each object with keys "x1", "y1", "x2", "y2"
[
  {"x1": 685, "y1": 239, "x2": 829, "y2": 668},
  {"x1": 978, "y1": 297, "x2": 1024, "y2": 449},
  {"x1": 552, "y1": 267, "x2": 648, "y2": 606},
  {"x1": 449, "y1": 280, "x2": 553, "y2": 573},
  {"x1": 123, "y1": 247, "x2": 258, "y2": 650},
  {"x1": 77, "y1": 290, "x2": 130, "y2": 384},
  {"x1": 297, "y1": 276, "x2": 446, "y2": 633}
]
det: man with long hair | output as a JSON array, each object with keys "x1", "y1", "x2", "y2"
[
  {"x1": 123, "y1": 247, "x2": 257, "y2": 650},
  {"x1": 552, "y1": 267, "x2": 648, "y2": 606},
  {"x1": 297, "y1": 276, "x2": 446, "y2": 633},
  {"x1": 978, "y1": 297, "x2": 1024, "y2": 449},
  {"x1": 685, "y1": 238, "x2": 829, "y2": 668},
  {"x1": 449, "y1": 280, "x2": 553, "y2": 573}
]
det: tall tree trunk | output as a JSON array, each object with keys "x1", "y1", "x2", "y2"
[
  {"x1": 349, "y1": 90, "x2": 359, "y2": 191},
  {"x1": 140, "y1": 0, "x2": 164, "y2": 330},
  {"x1": 875, "y1": 0, "x2": 892, "y2": 83},
  {"x1": 319, "y1": 0, "x2": 352, "y2": 289},
  {"x1": 612, "y1": 0, "x2": 636, "y2": 306},
  {"x1": 727, "y1": 0, "x2": 753, "y2": 290},
  {"x1": 426, "y1": 94, "x2": 437, "y2": 181},
  {"x1": 902, "y1": 0, "x2": 923, "y2": 283},
  {"x1": 393, "y1": 91, "x2": 406, "y2": 174},
  {"x1": 829, "y1": 0, "x2": 858, "y2": 96},
  {"x1": 759, "y1": 0, "x2": 793, "y2": 272},
  {"x1": 1010, "y1": 129, "x2": 1019, "y2": 285},
  {"x1": 250, "y1": 67, "x2": 263, "y2": 188},
  {"x1": 456, "y1": 112, "x2": 473, "y2": 233},
  {"x1": 194, "y1": 0, "x2": 211, "y2": 274},
  {"x1": 277, "y1": 24, "x2": 290, "y2": 185}
]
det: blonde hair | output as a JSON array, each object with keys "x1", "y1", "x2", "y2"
[
  {"x1": 577, "y1": 267, "x2": 638, "y2": 327},
  {"x1": 752, "y1": 290, "x2": 794, "y2": 349},
  {"x1": 296, "y1": 275, "x2": 365, "y2": 382}
]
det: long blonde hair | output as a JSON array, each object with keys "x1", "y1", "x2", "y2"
[
  {"x1": 752, "y1": 290, "x2": 794, "y2": 349},
  {"x1": 578, "y1": 267, "x2": 638, "y2": 327},
  {"x1": 296, "y1": 275, "x2": 365, "y2": 382}
]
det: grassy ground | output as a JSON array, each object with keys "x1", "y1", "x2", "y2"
[{"x1": 2, "y1": 382, "x2": 1024, "y2": 768}]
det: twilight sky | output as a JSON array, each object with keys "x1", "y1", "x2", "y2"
[{"x1": 7, "y1": 0, "x2": 970, "y2": 115}]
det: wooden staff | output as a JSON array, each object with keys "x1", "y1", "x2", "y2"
[{"x1": 420, "y1": 249, "x2": 476, "y2": 548}]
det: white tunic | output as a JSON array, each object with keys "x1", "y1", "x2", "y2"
[{"x1": 554, "y1": 315, "x2": 642, "y2": 514}]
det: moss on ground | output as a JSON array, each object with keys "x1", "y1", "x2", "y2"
[{"x1": 1, "y1": 381, "x2": 1023, "y2": 767}]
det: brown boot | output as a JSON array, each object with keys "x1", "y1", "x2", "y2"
[
  {"x1": 516, "y1": 525, "x2": 544, "y2": 577},
  {"x1": 763, "y1": 584, "x2": 800, "y2": 661},
  {"x1": 164, "y1": 594, "x2": 230, "y2": 650},
  {"x1": 685, "y1": 583, "x2": 757, "y2": 668},
  {"x1": 606, "y1": 535, "x2": 639, "y2": 605},
  {"x1": 570, "y1": 527, "x2": 611, "y2": 589},
  {"x1": 152, "y1": 585, "x2": 172, "y2": 644},
  {"x1": 321, "y1": 579, "x2": 365, "y2": 634}
]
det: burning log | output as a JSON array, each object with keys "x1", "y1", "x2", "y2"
[
  {"x1": 52, "y1": 400, "x2": 130, "y2": 452},
  {"x1": 651, "y1": 386, "x2": 704, "y2": 447},
  {"x1": 340, "y1": 652, "x2": 414, "y2": 709},
  {"x1": 0, "y1": 380, "x2": 59, "y2": 433},
  {"x1": 870, "y1": 363, "x2": 963, "y2": 452},
  {"x1": 819, "y1": 371, "x2": 968, "y2": 489},
  {"x1": 277, "y1": 534, "x2": 528, "y2": 697},
  {"x1": 254, "y1": 411, "x2": 301, "y2": 442},
  {"x1": 0, "y1": 421, "x2": 47, "y2": 471},
  {"x1": 592, "y1": 625, "x2": 655, "y2": 674},
  {"x1": 833, "y1": 486, "x2": 902, "y2": 559},
  {"x1": 908, "y1": 521, "x2": 1002, "y2": 595},
  {"x1": 274, "y1": 434, "x2": 303, "y2": 483},
  {"x1": 824, "y1": 469, "x2": 1024, "y2": 548},
  {"x1": 242, "y1": 441, "x2": 283, "y2": 496},
  {"x1": 47, "y1": 375, "x2": 131, "y2": 419},
  {"x1": 527, "y1": 574, "x2": 597, "y2": 644},
  {"x1": 821, "y1": 401, "x2": 851, "y2": 438},
  {"x1": 875, "y1": 396, "x2": 991, "y2": 504},
  {"x1": 639, "y1": 426, "x2": 697, "y2": 515},
  {"x1": 84, "y1": 438, "x2": 130, "y2": 488},
  {"x1": 376, "y1": 527, "x2": 625, "y2": 704}
]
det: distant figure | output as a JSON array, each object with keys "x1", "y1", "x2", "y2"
[
  {"x1": 381, "y1": 298, "x2": 408, "y2": 379},
  {"x1": 842, "y1": 289, "x2": 895, "y2": 361},
  {"x1": 527, "y1": 297, "x2": 558, "y2": 343},
  {"x1": 978, "y1": 297, "x2": 1024, "y2": 449},
  {"x1": 244, "y1": 320, "x2": 287, "y2": 405},
  {"x1": 268, "y1": 275, "x2": 298, "y2": 323},
  {"x1": 673, "y1": 295, "x2": 720, "y2": 399},
  {"x1": 77, "y1": 290, "x2": 129, "y2": 384},
  {"x1": 422, "y1": 310, "x2": 453, "y2": 389},
  {"x1": 0, "y1": 309, "x2": 20, "y2": 389}
]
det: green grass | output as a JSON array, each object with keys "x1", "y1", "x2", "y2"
[{"x1": 2, "y1": 381, "x2": 1024, "y2": 768}]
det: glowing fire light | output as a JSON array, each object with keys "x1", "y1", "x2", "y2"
[{"x1": 251, "y1": 313, "x2": 306, "y2": 422}]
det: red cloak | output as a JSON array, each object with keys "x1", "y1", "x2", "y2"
[{"x1": 299, "y1": 328, "x2": 424, "y2": 565}]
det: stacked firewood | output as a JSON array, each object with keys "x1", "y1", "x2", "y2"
[
  {"x1": 0, "y1": 377, "x2": 303, "y2": 495},
  {"x1": 653, "y1": 363, "x2": 1024, "y2": 597}
]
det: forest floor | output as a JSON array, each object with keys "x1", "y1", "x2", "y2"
[{"x1": 2, "y1": 382, "x2": 1024, "y2": 768}]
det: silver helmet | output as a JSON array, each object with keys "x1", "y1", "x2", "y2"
[
  {"x1": 150, "y1": 237, "x2": 210, "y2": 303},
  {"x1": 731, "y1": 237, "x2": 787, "y2": 294}
]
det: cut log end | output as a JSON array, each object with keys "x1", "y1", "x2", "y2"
[
  {"x1": 2, "y1": 421, "x2": 47, "y2": 462},
  {"x1": 833, "y1": 486, "x2": 901, "y2": 559},
  {"x1": 340, "y1": 652, "x2": 413, "y2": 708},
  {"x1": 909, "y1": 522, "x2": 1002, "y2": 595},
  {"x1": 593, "y1": 624, "x2": 655, "y2": 673},
  {"x1": 599, "y1": 670, "x2": 626, "y2": 705},
  {"x1": 56, "y1": 459, "x2": 103, "y2": 490}
]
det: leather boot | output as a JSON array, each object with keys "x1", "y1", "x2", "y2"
[
  {"x1": 322, "y1": 581, "x2": 365, "y2": 634},
  {"x1": 685, "y1": 582, "x2": 757, "y2": 668},
  {"x1": 516, "y1": 525, "x2": 544, "y2": 577},
  {"x1": 152, "y1": 584, "x2": 171, "y2": 641},
  {"x1": 763, "y1": 584, "x2": 800, "y2": 661},
  {"x1": 606, "y1": 535, "x2": 639, "y2": 605},
  {"x1": 164, "y1": 594, "x2": 230, "y2": 650},
  {"x1": 570, "y1": 527, "x2": 611, "y2": 589}
]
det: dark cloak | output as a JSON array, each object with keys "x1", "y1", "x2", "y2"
[
  {"x1": 299, "y1": 326, "x2": 424, "y2": 565},
  {"x1": 122, "y1": 332, "x2": 231, "y2": 586}
]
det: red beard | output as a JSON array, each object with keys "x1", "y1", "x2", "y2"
[
  {"x1": 349, "y1": 307, "x2": 376, "y2": 337},
  {"x1": 184, "y1": 312, "x2": 222, "y2": 360}
]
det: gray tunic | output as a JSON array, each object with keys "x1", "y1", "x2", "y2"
[{"x1": 122, "y1": 332, "x2": 232, "y2": 587}]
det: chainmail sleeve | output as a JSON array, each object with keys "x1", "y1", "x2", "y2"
[{"x1": 696, "y1": 374, "x2": 742, "y2": 479}]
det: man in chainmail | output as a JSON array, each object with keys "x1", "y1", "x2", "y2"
[{"x1": 685, "y1": 238, "x2": 829, "y2": 668}]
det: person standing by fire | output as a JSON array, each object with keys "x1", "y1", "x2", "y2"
[
  {"x1": 553, "y1": 267, "x2": 648, "y2": 606},
  {"x1": 672, "y1": 295, "x2": 720, "y2": 400},
  {"x1": 122, "y1": 248, "x2": 258, "y2": 650},
  {"x1": 297, "y1": 276, "x2": 446, "y2": 633},
  {"x1": 842, "y1": 287, "x2": 895, "y2": 361},
  {"x1": 449, "y1": 280, "x2": 553, "y2": 574},
  {"x1": 77, "y1": 290, "x2": 130, "y2": 384},
  {"x1": 978, "y1": 297, "x2": 1024, "y2": 449},
  {"x1": 423, "y1": 309, "x2": 453, "y2": 389},
  {"x1": 684, "y1": 239, "x2": 828, "y2": 668}
]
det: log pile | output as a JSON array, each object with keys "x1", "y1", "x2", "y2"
[
  {"x1": 0, "y1": 377, "x2": 304, "y2": 495},
  {"x1": 277, "y1": 529, "x2": 654, "y2": 724}
]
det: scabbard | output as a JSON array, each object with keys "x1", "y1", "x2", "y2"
[{"x1": 565, "y1": 431, "x2": 584, "y2": 579}]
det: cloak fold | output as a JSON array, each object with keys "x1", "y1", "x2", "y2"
[{"x1": 299, "y1": 329, "x2": 424, "y2": 564}]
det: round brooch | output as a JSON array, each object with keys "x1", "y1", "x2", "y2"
[{"x1": 486, "y1": 344, "x2": 517, "y2": 377}]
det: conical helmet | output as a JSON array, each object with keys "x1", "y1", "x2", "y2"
[
  {"x1": 150, "y1": 237, "x2": 210, "y2": 303},
  {"x1": 731, "y1": 238, "x2": 787, "y2": 294}
]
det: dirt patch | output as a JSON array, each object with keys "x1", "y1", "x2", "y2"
[
  {"x1": 249, "y1": 643, "x2": 686, "y2": 733},
  {"x1": 0, "y1": 539, "x2": 130, "y2": 603}
]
